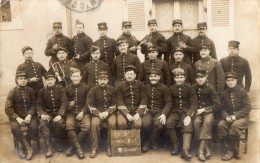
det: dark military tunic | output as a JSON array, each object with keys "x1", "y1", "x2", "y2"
[
  {"x1": 118, "y1": 33, "x2": 139, "y2": 55},
  {"x1": 220, "y1": 55, "x2": 252, "y2": 92},
  {"x1": 142, "y1": 59, "x2": 171, "y2": 86}
]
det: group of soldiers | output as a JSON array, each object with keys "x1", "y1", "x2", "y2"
[{"x1": 5, "y1": 18, "x2": 252, "y2": 162}]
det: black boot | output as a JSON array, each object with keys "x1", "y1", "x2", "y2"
[
  {"x1": 20, "y1": 138, "x2": 33, "y2": 160},
  {"x1": 231, "y1": 136, "x2": 240, "y2": 159},
  {"x1": 181, "y1": 133, "x2": 192, "y2": 160},
  {"x1": 221, "y1": 136, "x2": 234, "y2": 161},
  {"x1": 167, "y1": 129, "x2": 179, "y2": 156},
  {"x1": 68, "y1": 130, "x2": 84, "y2": 159},
  {"x1": 198, "y1": 140, "x2": 206, "y2": 162},
  {"x1": 65, "y1": 145, "x2": 74, "y2": 156},
  {"x1": 44, "y1": 138, "x2": 53, "y2": 158},
  {"x1": 171, "y1": 143, "x2": 179, "y2": 156}
]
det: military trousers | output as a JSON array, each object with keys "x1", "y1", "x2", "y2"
[{"x1": 193, "y1": 112, "x2": 214, "y2": 141}]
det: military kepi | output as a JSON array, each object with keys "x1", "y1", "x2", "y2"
[
  {"x1": 197, "y1": 22, "x2": 207, "y2": 29},
  {"x1": 199, "y1": 43, "x2": 211, "y2": 50},
  {"x1": 125, "y1": 65, "x2": 136, "y2": 73},
  {"x1": 228, "y1": 40, "x2": 240, "y2": 48},
  {"x1": 22, "y1": 46, "x2": 32, "y2": 53},
  {"x1": 195, "y1": 70, "x2": 206, "y2": 77},
  {"x1": 172, "y1": 19, "x2": 182, "y2": 26},
  {"x1": 148, "y1": 19, "x2": 157, "y2": 25},
  {"x1": 90, "y1": 45, "x2": 100, "y2": 54},
  {"x1": 174, "y1": 47, "x2": 184, "y2": 53},
  {"x1": 98, "y1": 22, "x2": 108, "y2": 29},
  {"x1": 147, "y1": 44, "x2": 158, "y2": 52},
  {"x1": 16, "y1": 71, "x2": 28, "y2": 78},
  {"x1": 149, "y1": 68, "x2": 161, "y2": 75},
  {"x1": 56, "y1": 46, "x2": 68, "y2": 54},
  {"x1": 53, "y1": 22, "x2": 62, "y2": 28},
  {"x1": 44, "y1": 71, "x2": 56, "y2": 79},
  {"x1": 98, "y1": 71, "x2": 109, "y2": 78},
  {"x1": 117, "y1": 36, "x2": 127, "y2": 45},
  {"x1": 122, "y1": 21, "x2": 132, "y2": 27},
  {"x1": 225, "y1": 71, "x2": 237, "y2": 79}
]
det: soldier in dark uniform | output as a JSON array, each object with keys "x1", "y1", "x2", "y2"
[
  {"x1": 142, "y1": 68, "x2": 172, "y2": 152},
  {"x1": 118, "y1": 21, "x2": 139, "y2": 55},
  {"x1": 140, "y1": 19, "x2": 167, "y2": 61},
  {"x1": 117, "y1": 65, "x2": 148, "y2": 130},
  {"x1": 87, "y1": 71, "x2": 117, "y2": 158},
  {"x1": 220, "y1": 40, "x2": 252, "y2": 92},
  {"x1": 36, "y1": 71, "x2": 69, "y2": 157},
  {"x1": 194, "y1": 44, "x2": 225, "y2": 94},
  {"x1": 166, "y1": 19, "x2": 196, "y2": 64},
  {"x1": 192, "y1": 22, "x2": 217, "y2": 62},
  {"x1": 72, "y1": 20, "x2": 93, "y2": 73},
  {"x1": 16, "y1": 46, "x2": 47, "y2": 96},
  {"x1": 112, "y1": 37, "x2": 143, "y2": 85},
  {"x1": 5, "y1": 71, "x2": 37, "y2": 160},
  {"x1": 193, "y1": 70, "x2": 221, "y2": 161},
  {"x1": 142, "y1": 44, "x2": 171, "y2": 86},
  {"x1": 218, "y1": 72, "x2": 251, "y2": 161},
  {"x1": 169, "y1": 47, "x2": 195, "y2": 85},
  {"x1": 65, "y1": 68, "x2": 91, "y2": 159},
  {"x1": 93, "y1": 22, "x2": 120, "y2": 68},
  {"x1": 45, "y1": 22, "x2": 73, "y2": 66},
  {"x1": 165, "y1": 68, "x2": 198, "y2": 160}
]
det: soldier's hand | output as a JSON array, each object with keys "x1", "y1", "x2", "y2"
[
  {"x1": 179, "y1": 42, "x2": 187, "y2": 48},
  {"x1": 74, "y1": 54, "x2": 80, "y2": 59},
  {"x1": 76, "y1": 111, "x2": 84, "y2": 121},
  {"x1": 53, "y1": 115, "x2": 62, "y2": 123},
  {"x1": 98, "y1": 112, "x2": 105, "y2": 120},
  {"x1": 24, "y1": 114, "x2": 32, "y2": 124},
  {"x1": 157, "y1": 114, "x2": 166, "y2": 125},
  {"x1": 196, "y1": 108, "x2": 206, "y2": 115},
  {"x1": 69, "y1": 101, "x2": 75, "y2": 107},
  {"x1": 41, "y1": 114, "x2": 50, "y2": 122},
  {"x1": 103, "y1": 111, "x2": 109, "y2": 119},
  {"x1": 226, "y1": 116, "x2": 233, "y2": 123},
  {"x1": 29, "y1": 77, "x2": 40, "y2": 83},
  {"x1": 133, "y1": 113, "x2": 140, "y2": 122},
  {"x1": 129, "y1": 46, "x2": 137, "y2": 52},
  {"x1": 16, "y1": 117, "x2": 25, "y2": 126},
  {"x1": 126, "y1": 114, "x2": 133, "y2": 122},
  {"x1": 52, "y1": 44, "x2": 59, "y2": 49},
  {"x1": 183, "y1": 116, "x2": 191, "y2": 126},
  {"x1": 231, "y1": 115, "x2": 236, "y2": 122}
]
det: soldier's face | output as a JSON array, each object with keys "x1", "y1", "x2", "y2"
[
  {"x1": 200, "y1": 49, "x2": 210, "y2": 58},
  {"x1": 226, "y1": 78, "x2": 237, "y2": 88},
  {"x1": 98, "y1": 77, "x2": 109, "y2": 87},
  {"x1": 149, "y1": 74, "x2": 160, "y2": 85},
  {"x1": 45, "y1": 77, "x2": 56, "y2": 87},
  {"x1": 125, "y1": 70, "x2": 136, "y2": 82},
  {"x1": 195, "y1": 75, "x2": 207, "y2": 85},
  {"x1": 23, "y1": 50, "x2": 33, "y2": 61},
  {"x1": 75, "y1": 24, "x2": 84, "y2": 34},
  {"x1": 174, "y1": 75, "x2": 186, "y2": 85},
  {"x1": 148, "y1": 24, "x2": 158, "y2": 33},
  {"x1": 228, "y1": 46, "x2": 239, "y2": 56},
  {"x1": 70, "y1": 72, "x2": 82, "y2": 85},
  {"x1": 98, "y1": 28, "x2": 108, "y2": 37},
  {"x1": 118, "y1": 42, "x2": 129, "y2": 54},
  {"x1": 91, "y1": 50, "x2": 101, "y2": 61},
  {"x1": 16, "y1": 76, "x2": 28, "y2": 87},
  {"x1": 173, "y1": 51, "x2": 184, "y2": 62},
  {"x1": 122, "y1": 26, "x2": 131, "y2": 34},
  {"x1": 198, "y1": 28, "x2": 207, "y2": 36},
  {"x1": 53, "y1": 27, "x2": 62, "y2": 35},
  {"x1": 148, "y1": 50, "x2": 158, "y2": 60},
  {"x1": 57, "y1": 50, "x2": 68, "y2": 61},
  {"x1": 172, "y1": 24, "x2": 183, "y2": 33}
]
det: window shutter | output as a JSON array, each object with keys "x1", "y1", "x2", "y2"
[
  {"x1": 211, "y1": 0, "x2": 229, "y2": 27},
  {"x1": 127, "y1": 0, "x2": 145, "y2": 31}
]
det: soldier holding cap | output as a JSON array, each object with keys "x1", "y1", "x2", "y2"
[
  {"x1": 45, "y1": 22, "x2": 74, "y2": 66},
  {"x1": 166, "y1": 19, "x2": 196, "y2": 64},
  {"x1": 142, "y1": 68, "x2": 172, "y2": 152},
  {"x1": 140, "y1": 19, "x2": 167, "y2": 61},
  {"x1": 194, "y1": 43, "x2": 225, "y2": 94},
  {"x1": 192, "y1": 22, "x2": 217, "y2": 62},
  {"x1": 87, "y1": 71, "x2": 117, "y2": 158},
  {"x1": 165, "y1": 68, "x2": 198, "y2": 160},
  {"x1": 16, "y1": 46, "x2": 47, "y2": 96},
  {"x1": 217, "y1": 72, "x2": 251, "y2": 161},
  {"x1": 118, "y1": 21, "x2": 140, "y2": 55},
  {"x1": 117, "y1": 65, "x2": 148, "y2": 130},
  {"x1": 5, "y1": 71, "x2": 37, "y2": 160},
  {"x1": 65, "y1": 68, "x2": 91, "y2": 159},
  {"x1": 169, "y1": 47, "x2": 195, "y2": 85},
  {"x1": 220, "y1": 40, "x2": 252, "y2": 92},
  {"x1": 112, "y1": 36, "x2": 143, "y2": 84},
  {"x1": 192, "y1": 70, "x2": 221, "y2": 161},
  {"x1": 93, "y1": 22, "x2": 120, "y2": 68},
  {"x1": 142, "y1": 44, "x2": 171, "y2": 86},
  {"x1": 36, "y1": 71, "x2": 69, "y2": 157}
]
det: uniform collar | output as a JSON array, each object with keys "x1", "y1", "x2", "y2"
[
  {"x1": 92, "y1": 60, "x2": 100, "y2": 63},
  {"x1": 150, "y1": 82, "x2": 160, "y2": 87},
  {"x1": 198, "y1": 34, "x2": 207, "y2": 38},
  {"x1": 126, "y1": 80, "x2": 136, "y2": 85},
  {"x1": 228, "y1": 55, "x2": 239, "y2": 59},
  {"x1": 150, "y1": 31, "x2": 158, "y2": 36},
  {"x1": 100, "y1": 36, "x2": 107, "y2": 40},
  {"x1": 175, "y1": 61, "x2": 182, "y2": 64},
  {"x1": 55, "y1": 33, "x2": 63, "y2": 37},
  {"x1": 77, "y1": 32, "x2": 85, "y2": 37},
  {"x1": 59, "y1": 59, "x2": 68, "y2": 64},
  {"x1": 173, "y1": 32, "x2": 183, "y2": 36},
  {"x1": 201, "y1": 56, "x2": 210, "y2": 61},
  {"x1": 72, "y1": 82, "x2": 81, "y2": 87},
  {"x1": 17, "y1": 86, "x2": 27, "y2": 90},
  {"x1": 149, "y1": 58, "x2": 158, "y2": 63},
  {"x1": 123, "y1": 33, "x2": 131, "y2": 37},
  {"x1": 226, "y1": 86, "x2": 237, "y2": 93}
]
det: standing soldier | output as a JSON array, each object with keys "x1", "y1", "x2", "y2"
[
  {"x1": 118, "y1": 21, "x2": 139, "y2": 55},
  {"x1": 36, "y1": 71, "x2": 69, "y2": 157},
  {"x1": 220, "y1": 40, "x2": 252, "y2": 92},
  {"x1": 93, "y1": 22, "x2": 120, "y2": 68},
  {"x1": 45, "y1": 22, "x2": 73, "y2": 66},
  {"x1": 193, "y1": 70, "x2": 221, "y2": 161},
  {"x1": 72, "y1": 20, "x2": 93, "y2": 73},
  {"x1": 112, "y1": 37, "x2": 143, "y2": 85},
  {"x1": 192, "y1": 22, "x2": 217, "y2": 63},
  {"x1": 142, "y1": 69, "x2": 172, "y2": 152},
  {"x1": 194, "y1": 44, "x2": 225, "y2": 95},
  {"x1": 16, "y1": 46, "x2": 47, "y2": 96},
  {"x1": 166, "y1": 19, "x2": 196, "y2": 64},
  {"x1": 140, "y1": 19, "x2": 167, "y2": 61},
  {"x1": 5, "y1": 71, "x2": 37, "y2": 160},
  {"x1": 218, "y1": 72, "x2": 251, "y2": 161},
  {"x1": 165, "y1": 68, "x2": 198, "y2": 160},
  {"x1": 87, "y1": 71, "x2": 117, "y2": 158},
  {"x1": 142, "y1": 44, "x2": 171, "y2": 86},
  {"x1": 65, "y1": 68, "x2": 91, "y2": 159}
]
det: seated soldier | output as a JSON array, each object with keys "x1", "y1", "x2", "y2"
[
  {"x1": 218, "y1": 72, "x2": 251, "y2": 161},
  {"x1": 5, "y1": 71, "x2": 37, "y2": 160},
  {"x1": 142, "y1": 68, "x2": 172, "y2": 152},
  {"x1": 166, "y1": 68, "x2": 198, "y2": 160},
  {"x1": 87, "y1": 71, "x2": 117, "y2": 158},
  {"x1": 36, "y1": 71, "x2": 69, "y2": 157},
  {"x1": 117, "y1": 65, "x2": 148, "y2": 130},
  {"x1": 193, "y1": 70, "x2": 221, "y2": 161},
  {"x1": 65, "y1": 68, "x2": 91, "y2": 159}
]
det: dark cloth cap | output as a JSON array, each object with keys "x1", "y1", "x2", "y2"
[
  {"x1": 149, "y1": 68, "x2": 161, "y2": 75},
  {"x1": 197, "y1": 22, "x2": 207, "y2": 29},
  {"x1": 122, "y1": 21, "x2": 132, "y2": 27},
  {"x1": 53, "y1": 22, "x2": 62, "y2": 28},
  {"x1": 199, "y1": 43, "x2": 211, "y2": 50},
  {"x1": 225, "y1": 71, "x2": 237, "y2": 79},
  {"x1": 174, "y1": 47, "x2": 184, "y2": 53},
  {"x1": 117, "y1": 36, "x2": 127, "y2": 45},
  {"x1": 148, "y1": 19, "x2": 157, "y2": 25},
  {"x1": 90, "y1": 45, "x2": 100, "y2": 54},
  {"x1": 172, "y1": 19, "x2": 182, "y2": 26},
  {"x1": 22, "y1": 46, "x2": 32, "y2": 53},
  {"x1": 16, "y1": 71, "x2": 28, "y2": 78},
  {"x1": 172, "y1": 68, "x2": 185, "y2": 76},
  {"x1": 75, "y1": 19, "x2": 83, "y2": 26},
  {"x1": 195, "y1": 70, "x2": 206, "y2": 77},
  {"x1": 70, "y1": 67, "x2": 81, "y2": 75},
  {"x1": 44, "y1": 71, "x2": 56, "y2": 79},
  {"x1": 98, "y1": 22, "x2": 108, "y2": 29},
  {"x1": 56, "y1": 46, "x2": 68, "y2": 54},
  {"x1": 147, "y1": 44, "x2": 158, "y2": 52},
  {"x1": 125, "y1": 65, "x2": 136, "y2": 73},
  {"x1": 228, "y1": 40, "x2": 240, "y2": 48},
  {"x1": 98, "y1": 71, "x2": 109, "y2": 78}
]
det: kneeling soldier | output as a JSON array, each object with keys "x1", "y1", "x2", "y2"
[
  {"x1": 87, "y1": 71, "x2": 117, "y2": 158},
  {"x1": 36, "y1": 71, "x2": 69, "y2": 157},
  {"x1": 65, "y1": 68, "x2": 91, "y2": 159},
  {"x1": 142, "y1": 68, "x2": 172, "y2": 152},
  {"x1": 218, "y1": 72, "x2": 251, "y2": 161},
  {"x1": 5, "y1": 71, "x2": 37, "y2": 160}
]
